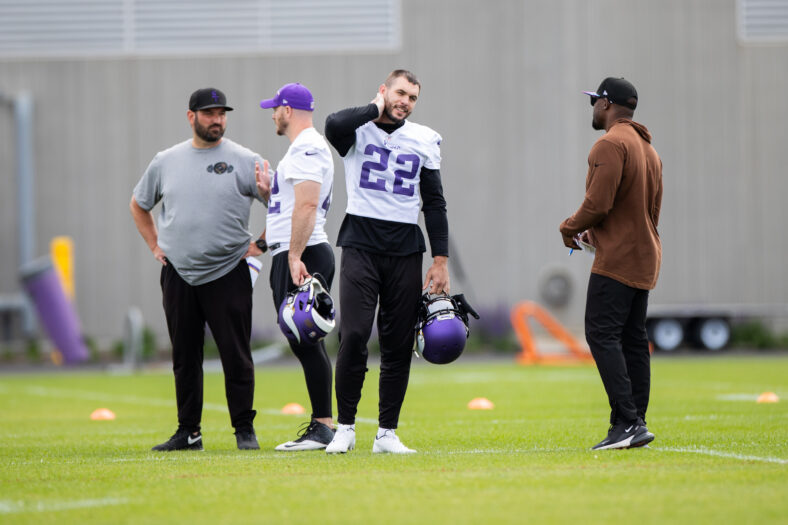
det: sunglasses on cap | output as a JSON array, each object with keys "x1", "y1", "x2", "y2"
[{"x1": 589, "y1": 94, "x2": 605, "y2": 106}]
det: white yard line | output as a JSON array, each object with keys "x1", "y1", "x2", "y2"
[
  {"x1": 425, "y1": 447, "x2": 576, "y2": 455},
  {"x1": 431, "y1": 445, "x2": 787, "y2": 464},
  {"x1": 715, "y1": 393, "x2": 762, "y2": 401},
  {"x1": 681, "y1": 414, "x2": 720, "y2": 421},
  {"x1": 716, "y1": 392, "x2": 784, "y2": 401},
  {"x1": 432, "y1": 446, "x2": 787, "y2": 465},
  {"x1": 0, "y1": 497, "x2": 128, "y2": 514},
  {"x1": 654, "y1": 446, "x2": 787, "y2": 465},
  {"x1": 5, "y1": 441, "x2": 784, "y2": 466}
]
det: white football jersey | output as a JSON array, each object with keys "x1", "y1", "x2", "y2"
[
  {"x1": 266, "y1": 127, "x2": 334, "y2": 254},
  {"x1": 343, "y1": 120, "x2": 441, "y2": 224}
]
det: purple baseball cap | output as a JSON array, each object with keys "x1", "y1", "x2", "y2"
[{"x1": 260, "y1": 83, "x2": 314, "y2": 111}]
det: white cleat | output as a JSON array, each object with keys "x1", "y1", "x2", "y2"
[
  {"x1": 372, "y1": 429, "x2": 416, "y2": 454},
  {"x1": 325, "y1": 425, "x2": 355, "y2": 454}
]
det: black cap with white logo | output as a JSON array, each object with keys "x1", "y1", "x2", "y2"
[{"x1": 584, "y1": 77, "x2": 638, "y2": 110}]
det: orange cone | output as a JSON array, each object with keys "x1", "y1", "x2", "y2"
[
  {"x1": 50, "y1": 350, "x2": 64, "y2": 366},
  {"x1": 467, "y1": 397, "x2": 494, "y2": 410},
  {"x1": 757, "y1": 392, "x2": 779, "y2": 403},
  {"x1": 281, "y1": 402, "x2": 306, "y2": 415},
  {"x1": 90, "y1": 408, "x2": 116, "y2": 420}
]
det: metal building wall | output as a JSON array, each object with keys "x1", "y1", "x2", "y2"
[{"x1": 0, "y1": 0, "x2": 785, "y2": 344}]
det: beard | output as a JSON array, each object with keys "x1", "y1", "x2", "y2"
[
  {"x1": 592, "y1": 115, "x2": 604, "y2": 130},
  {"x1": 385, "y1": 109, "x2": 404, "y2": 124},
  {"x1": 383, "y1": 99, "x2": 410, "y2": 124},
  {"x1": 194, "y1": 120, "x2": 225, "y2": 142}
]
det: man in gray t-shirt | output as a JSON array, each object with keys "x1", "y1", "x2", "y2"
[{"x1": 130, "y1": 87, "x2": 270, "y2": 451}]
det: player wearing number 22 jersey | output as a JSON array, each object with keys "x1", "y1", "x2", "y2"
[
  {"x1": 324, "y1": 70, "x2": 450, "y2": 454},
  {"x1": 341, "y1": 113, "x2": 440, "y2": 225}
]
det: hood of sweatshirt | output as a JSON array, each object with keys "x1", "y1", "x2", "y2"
[{"x1": 612, "y1": 118, "x2": 652, "y2": 143}]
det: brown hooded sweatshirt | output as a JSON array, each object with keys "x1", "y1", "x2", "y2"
[{"x1": 560, "y1": 118, "x2": 663, "y2": 290}]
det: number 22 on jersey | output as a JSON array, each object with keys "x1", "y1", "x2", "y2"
[{"x1": 359, "y1": 144, "x2": 420, "y2": 196}]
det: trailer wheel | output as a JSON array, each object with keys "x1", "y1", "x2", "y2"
[
  {"x1": 648, "y1": 318, "x2": 684, "y2": 351},
  {"x1": 692, "y1": 318, "x2": 730, "y2": 351}
]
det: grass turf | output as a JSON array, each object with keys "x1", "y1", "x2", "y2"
[{"x1": 1, "y1": 356, "x2": 786, "y2": 524}]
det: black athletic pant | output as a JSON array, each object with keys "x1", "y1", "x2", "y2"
[
  {"x1": 161, "y1": 259, "x2": 256, "y2": 433},
  {"x1": 269, "y1": 243, "x2": 335, "y2": 419},
  {"x1": 585, "y1": 273, "x2": 651, "y2": 426},
  {"x1": 335, "y1": 247, "x2": 422, "y2": 429}
]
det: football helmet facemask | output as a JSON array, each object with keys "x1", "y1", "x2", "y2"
[
  {"x1": 278, "y1": 274, "x2": 336, "y2": 345},
  {"x1": 415, "y1": 293, "x2": 480, "y2": 364}
]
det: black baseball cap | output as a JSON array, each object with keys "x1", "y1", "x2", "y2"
[
  {"x1": 584, "y1": 77, "x2": 638, "y2": 110},
  {"x1": 189, "y1": 88, "x2": 234, "y2": 111}
]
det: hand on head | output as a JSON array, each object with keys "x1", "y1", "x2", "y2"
[{"x1": 371, "y1": 91, "x2": 385, "y2": 118}]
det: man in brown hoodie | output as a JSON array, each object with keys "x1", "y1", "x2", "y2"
[{"x1": 560, "y1": 77, "x2": 663, "y2": 450}]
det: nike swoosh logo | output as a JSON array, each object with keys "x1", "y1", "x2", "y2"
[
  {"x1": 187, "y1": 435, "x2": 202, "y2": 445},
  {"x1": 625, "y1": 425, "x2": 634, "y2": 433},
  {"x1": 284, "y1": 440, "x2": 318, "y2": 448},
  {"x1": 305, "y1": 151, "x2": 319, "y2": 156}
]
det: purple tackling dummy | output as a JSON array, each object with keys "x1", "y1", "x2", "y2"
[{"x1": 20, "y1": 257, "x2": 89, "y2": 364}]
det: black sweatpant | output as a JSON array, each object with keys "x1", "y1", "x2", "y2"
[
  {"x1": 585, "y1": 273, "x2": 651, "y2": 426},
  {"x1": 161, "y1": 259, "x2": 256, "y2": 433},
  {"x1": 335, "y1": 247, "x2": 422, "y2": 429},
  {"x1": 269, "y1": 242, "x2": 335, "y2": 419}
]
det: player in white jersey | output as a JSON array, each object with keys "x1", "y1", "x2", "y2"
[
  {"x1": 256, "y1": 83, "x2": 337, "y2": 450},
  {"x1": 324, "y1": 70, "x2": 451, "y2": 454}
]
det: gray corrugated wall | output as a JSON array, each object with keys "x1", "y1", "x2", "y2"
[{"x1": 0, "y1": 0, "x2": 786, "y2": 344}]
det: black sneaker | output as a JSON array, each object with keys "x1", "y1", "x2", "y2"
[
  {"x1": 152, "y1": 429, "x2": 203, "y2": 451},
  {"x1": 591, "y1": 423, "x2": 654, "y2": 450},
  {"x1": 235, "y1": 429, "x2": 260, "y2": 450},
  {"x1": 275, "y1": 421, "x2": 335, "y2": 451},
  {"x1": 629, "y1": 425, "x2": 655, "y2": 448}
]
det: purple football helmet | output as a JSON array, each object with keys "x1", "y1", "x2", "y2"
[
  {"x1": 415, "y1": 293, "x2": 480, "y2": 364},
  {"x1": 278, "y1": 275, "x2": 336, "y2": 345}
]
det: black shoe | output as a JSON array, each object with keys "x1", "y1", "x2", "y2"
[
  {"x1": 275, "y1": 420, "x2": 335, "y2": 451},
  {"x1": 235, "y1": 429, "x2": 260, "y2": 450},
  {"x1": 152, "y1": 429, "x2": 203, "y2": 451},
  {"x1": 629, "y1": 426, "x2": 655, "y2": 448},
  {"x1": 591, "y1": 423, "x2": 654, "y2": 450}
]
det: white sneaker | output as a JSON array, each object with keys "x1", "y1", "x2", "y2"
[
  {"x1": 325, "y1": 424, "x2": 355, "y2": 454},
  {"x1": 372, "y1": 429, "x2": 416, "y2": 454}
]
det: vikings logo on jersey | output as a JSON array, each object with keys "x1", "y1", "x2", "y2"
[{"x1": 382, "y1": 136, "x2": 401, "y2": 150}]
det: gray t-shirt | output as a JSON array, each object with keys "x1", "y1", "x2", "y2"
[{"x1": 134, "y1": 138, "x2": 264, "y2": 286}]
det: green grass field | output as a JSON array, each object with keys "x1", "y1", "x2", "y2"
[{"x1": 1, "y1": 355, "x2": 787, "y2": 524}]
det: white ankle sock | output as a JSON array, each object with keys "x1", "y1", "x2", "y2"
[{"x1": 338, "y1": 423, "x2": 355, "y2": 432}]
